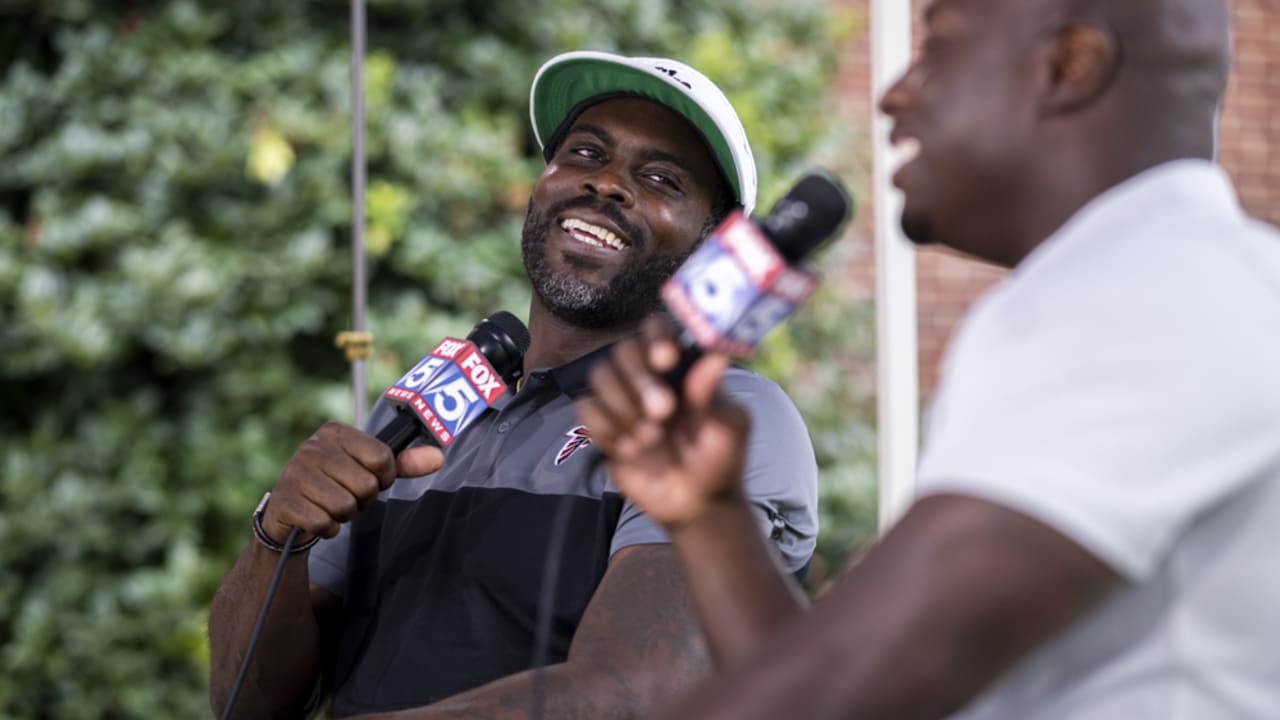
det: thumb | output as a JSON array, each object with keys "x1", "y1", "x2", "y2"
[{"x1": 396, "y1": 445, "x2": 445, "y2": 478}]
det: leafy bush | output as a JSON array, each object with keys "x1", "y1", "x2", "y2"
[{"x1": 0, "y1": 1, "x2": 875, "y2": 715}]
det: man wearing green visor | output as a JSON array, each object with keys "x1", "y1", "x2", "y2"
[{"x1": 208, "y1": 51, "x2": 817, "y2": 719}]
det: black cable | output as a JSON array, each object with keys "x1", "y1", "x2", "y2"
[
  {"x1": 527, "y1": 484, "x2": 581, "y2": 720},
  {"x1": 220, "y1": 526, "x2": 302, "y2": 720}
]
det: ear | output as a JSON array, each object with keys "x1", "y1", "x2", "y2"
[{"x1": 1042, "y1": 21, "x2": 1119, "y2": 115}]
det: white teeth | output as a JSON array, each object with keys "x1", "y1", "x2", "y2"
[
  {"x1": 561, "y1": 218, "x2": 627, "y2": 250},
  {"x1": 894, "y1": 137, "x2": 921, "y2": 165}
]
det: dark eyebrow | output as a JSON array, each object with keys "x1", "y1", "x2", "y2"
[
  {"x1": 565, "y1": 122, "x2": 615, "y2": 147},
  {"x1": 566, "y1": 122, "x2": 696, "y2": 177}
]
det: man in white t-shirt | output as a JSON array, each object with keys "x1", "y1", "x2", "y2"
[{"x1": 575, "y1": 0, "x2": 1280, "y2": 717}]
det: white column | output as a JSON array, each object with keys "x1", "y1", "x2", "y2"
[{"x1": 871, "y1": 0, "x2": 919, "y2": 533}]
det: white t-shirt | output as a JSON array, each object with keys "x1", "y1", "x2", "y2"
[{"x1": 916, "y1": 160, "x2": 1280, "y2": 718}]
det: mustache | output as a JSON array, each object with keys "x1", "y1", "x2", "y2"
[{"x1": 540, "y1": 195, "x2": 645, "y2": 250}]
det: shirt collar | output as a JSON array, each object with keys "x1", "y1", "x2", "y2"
[
  {"x1": 538, "y1": 343, "x2": 619, "y2": 398},
  {"x1": 1019, "y1": 159, "x2": 1241, "y2": 273}
]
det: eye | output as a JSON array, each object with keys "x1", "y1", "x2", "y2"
[
  {"x1": 641, "y1": 168, "x2": 684, "y2": 193},
  {"x1": 646, "y1": 172, "x2": 675, "y2": 187},
  {"x1": 920, "y1": 31, "x2": 957, "y2": 61},
  {"x1": 570, "y1": 144, "x2": 605, "y2": 162}
]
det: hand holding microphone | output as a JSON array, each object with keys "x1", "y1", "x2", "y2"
[
  {"x1": 218, "y1": 312, "x2": 529, "y2": 720},
  {"x1": 258, "y1": 311, "x2": 530, "y2": 547},
  {"x1": 579, "y1": 173, "x2": 851, "y2": 527}
]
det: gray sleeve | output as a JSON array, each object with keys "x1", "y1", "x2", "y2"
[
  {"x1": 305, "y1": 399, "x2": 401, "y2": 598},
  {"x1": 307, "y1": 523, "x2": 350, "y2": 598},
  {"x1": 609, "y1": 368, "x2": 819, "y2": 574}
]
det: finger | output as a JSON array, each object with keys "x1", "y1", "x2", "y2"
[
  {"x1": 311, "y1": 440, "x2": 386, "y2": 509},
  {"x1": 610, "y1": 338, "x2": 676, "y2": 422},
  {"x1": 397, "y1": 445, "x2": 444, "y2": 478},
  {"x1": 620, "y1": 418, "x2": 666, "y2": 457},
  {"x1": 268, "y1": 432, "x2": 374, "y2": 532},
  {"x1": 264, "y1": 480, "x2": 348, "y2": 541},
  {"x1": 577, "y1": 394, "x2": 662, "y2": 459},
  {"x1": 259, "y1": 488, "x2": 310, "y2": 544},
  {"x1": 290, "y1": 497, "x2": 345, "y2": 540},
  {"x1": 576, "y1": 395, "x2": 627, "y2": 457},
  {"x1": 641, "y1": 316, "x2": 680, "y2": 372},
  {"x1": 683, "y1": 352, "x2": 731, "y2": 413},
  {"x1": 587, "y1": 350, "x2": 647, "y2": 431},
  {"x1": 321, "y1": 421, "x2": 398, "y2": 489},
  {"x1": 303, "y1": 464, "x2": 369, "y2": 525}
]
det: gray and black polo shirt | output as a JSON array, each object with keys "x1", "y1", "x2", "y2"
[{"x1": 308, "y1": 345, "x2": 818, "y2": 716}]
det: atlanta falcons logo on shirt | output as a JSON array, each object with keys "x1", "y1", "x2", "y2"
[{"x1": 555, "y1": 425, "x2": 593, "y2": 466}]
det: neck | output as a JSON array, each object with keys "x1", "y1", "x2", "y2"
[
  {"x1": 998, "y1": 172, "x2": 1104, "y2": 268},
  {"x1": 522, "y1": 298, "x2": 641, "y2": 374},
  {"x1": 996, "y1": 120, "x2": 1210, "y2": 268}
]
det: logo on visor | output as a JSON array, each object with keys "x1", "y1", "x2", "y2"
[{"x1": 654, "y1": 65, "x2": 692, "y2": 90}]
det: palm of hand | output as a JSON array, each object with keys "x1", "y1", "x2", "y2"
[{"x1": 605, "y1": 402, "x2": 749, "y2": 528}]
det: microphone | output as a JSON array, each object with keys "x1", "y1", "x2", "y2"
[
  {"x1": 525, "y1": 181, "x2": 850, "y2": 720},
  {"x1": 659, "y1": 172, "x2": 853, "y2": 382},
  {"x1": 375, "y1": 310, "x2": 532, "y2": 453},
  {"x1": 220, "y1": 312, "x2": 528, "y2": 720}
]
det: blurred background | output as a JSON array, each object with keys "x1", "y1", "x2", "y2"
[{"x1": 0, "y1": 0, "x2": 1274, "y2": 717}]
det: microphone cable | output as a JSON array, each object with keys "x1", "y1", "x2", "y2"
[
  {"x1": 220, "y1": 311, "x2": 531, "y2": 719},
  {"x1": 220, "y1": 526, "x2": 303, "y2": 720},
  {"x1": 524, "y1": 173, "x2": 851, "y2": 720},
  {"x1": 527, "y1": 488, "x2": 579, "y2": 720}
]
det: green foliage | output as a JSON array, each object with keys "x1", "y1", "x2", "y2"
[{"x1": 0, "y1": 0, "x2": 874, "y2": 715}]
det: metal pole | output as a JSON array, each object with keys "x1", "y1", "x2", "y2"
[
  {"x1": 871, "y1": 0, "x2": 919, "y2": 533},
  {"x1": 350, "y1": 0, "x2": 368, "y2": 428}
]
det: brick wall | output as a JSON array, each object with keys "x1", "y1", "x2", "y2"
[{"x1": 830, "y1": 0, "x2": 1279, "y2": 397}]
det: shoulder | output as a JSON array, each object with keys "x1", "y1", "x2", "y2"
[
  {"x1": 957, "y1": 209, "x2": 1280, "y2": 385},
  {"x1": 718, "y1": 368, "x2": 813, "y2": 464},
  {"x1": 920, "y1": 197, "x2": 1280, "y2": 579},
  {"x1": 1006, "y1": 184, "x2": 1279, "y2": 325},
  {"x1": 721, "y1": 367, "x2": 819, "y2": 552},
  {"x1": 720, "y1": 366, "x2": 814, "y2": 458},
  {"x1": 721, "y1": 367, "x2": 805, "y2": 420}
]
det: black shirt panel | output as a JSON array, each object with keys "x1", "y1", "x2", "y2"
[{"x1": 331, "y1": 486, "x2": 623, "y2": 716}]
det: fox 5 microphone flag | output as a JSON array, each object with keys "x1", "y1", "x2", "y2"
[
  {"x1": 383, "y1": 337, "x2": 511, "y2": 446},
  {"x1": 661, "y1": 212, "x2": 819, "y2": 357}
]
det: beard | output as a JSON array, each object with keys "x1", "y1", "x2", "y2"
[
  {"x1": 901, "y1": 209, "x2": 936, "y2": 245},
  {"x1": 521, "y1": 196, "x2": 695, "y2": 330}
]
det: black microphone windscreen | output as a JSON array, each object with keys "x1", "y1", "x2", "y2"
[
  {"x1": 484, "y1": 310, "x2": 532, "y2": 353},
  {"x1": 468, "y1": 310, "x2": 532, "y2": 387},
  {"x1": 760, "y1": 173, "x2": 853, "y2": 263}
]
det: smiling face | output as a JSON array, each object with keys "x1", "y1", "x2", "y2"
[
  {"x1": 521, "y1": 97, "x2": 723, "y2": 329},
  {"x1": 880, "y1": 0, "x2": 1046, "y2": 262}
]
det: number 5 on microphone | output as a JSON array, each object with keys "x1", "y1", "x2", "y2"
[
  {"x1": 687, "y1": 252, "x2": 755, "y2": 327},
  {"x1": 663, "y1": 212, "x2": 818, "y2": 357}
]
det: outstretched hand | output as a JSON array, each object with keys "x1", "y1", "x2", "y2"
[{"x1": 577, "y1": 317, "x2": 752, "y2": 529}]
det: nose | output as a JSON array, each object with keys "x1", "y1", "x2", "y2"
[
  {"x1": 878, "y1": 64, "x2": 915, "y2": 119},
  {"x1": 582, "y1": 167, "x2": 635, "y2": 207}
]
